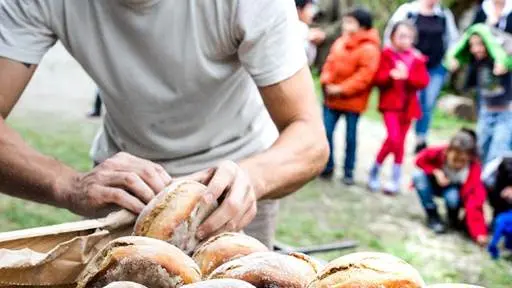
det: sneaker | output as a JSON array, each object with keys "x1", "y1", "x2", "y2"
[
  {"x1": 426, "y1": 208, "x2": 446, "y2": 234},
  {"x1": 86, "y1": 111, "x2": 101, "y2": 118},
  {"x1": 368, "y1": 177, "x2": 380, "y2": 192},
  {"x1": 343, "y1": 177, "x2": 355, "y2": 186},
  {"x1": 383, "y1": 181, "x2": 400, "y2": 195},
  {"x1": 414, "y1": 142, "x2": 427, "y2": 154},
  {"x1": 427, "y1": 217, "x2": 446, "y2": 234},
  {"x1": 368, "y1": 164, "x2": 381, "y2": 192},
  {"x1": 319, "y1": 170, "x2": 333, "y2": 180}
]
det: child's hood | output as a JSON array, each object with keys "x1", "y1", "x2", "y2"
[{"x1": 346, "y1": 28, "x2": 381, "y2": 49}]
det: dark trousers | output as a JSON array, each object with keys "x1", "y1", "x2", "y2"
[
  {"x1": 322, "y1": 105, "x2": 360, "y2": 178},
  {"x1": 92, "y1": 92, "x2": 102, "y2": 114}
]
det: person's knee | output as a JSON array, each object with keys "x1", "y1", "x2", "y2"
[
  {"x1": 388, "y1": 136, "x2": 401, "y2": 152},
  {"x1": 412, "y1": 170, "x2": 429, "y2": 190},
  {"x1": 445, "y1": 188, "x2": 461, "y2": 209}
]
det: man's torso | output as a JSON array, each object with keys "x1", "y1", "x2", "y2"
[{"x1": 1, "y1": 0, "x2": 309, "y2": 175}]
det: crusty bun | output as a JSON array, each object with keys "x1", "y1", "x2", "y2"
[
  {"x1": 427, "y1": 285, "x2": 484, "y2": 288},
  {"x1": 208, "y1": 252, "x2": 319, "y2": 288},
  {"x1": 102, "y1": 282, "x2": 149, "y2": 288},
  {"x1": 77, "y1": 236, "x2": 201, "y2": 288},
  {"x1": 192, "y1": 232, "x2": 269, "y2": 276},
  {"x1": 308, "y1": 252, "x2": 425, "y2": 288},
  {"x1": 182, "y1": 279, "x2": 256, "y2": 288},
  {"x1": 134, "y1": 180, "x2": 218, "y2": 254}
]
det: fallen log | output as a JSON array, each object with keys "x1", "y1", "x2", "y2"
[{"x1": 437, "y1": 94, "x2": 477, "y2": 121}]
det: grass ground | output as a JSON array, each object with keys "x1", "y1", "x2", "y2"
[{"x1": 0, "y1": 100, "x2": 510, "y2": 287}]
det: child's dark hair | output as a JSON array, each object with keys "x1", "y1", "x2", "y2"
[
  {"x1": 496, "y1": 156, "x2": 512, "y2": 193},
  {"x1": 295, "y1": 0, "x2": 313, "y2": 9},
  {"x1": 448, "y1": 128, "x2": 478, "y2": 156},
  {"x1": 344, "y1": 7, "x2": 373, "y2": 30},
  {"x1": 390, "y1": 20, "x2": 417, "y2": 38}
]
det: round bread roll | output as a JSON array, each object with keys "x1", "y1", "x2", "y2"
[
  {"x1": 77, "y1": 236, "x2": 202, "y2": 288},
  {"x1": 192, "y1": 232, "x2": 269, "y2": 276},
  {"x1": 308, "y1": 252, "x2": 425, "y2": 288},
  {"x1": 134, "y1": 180, "x2": 218, "y2": 254},
  {"x1": 182, "y1": 279, "x2": 256, "y2": 288},
  {"x1": 102, "y1": 282, "x2": 149, "y2": 288},
  {"x1": 208, "y1": 252, "x2": 319, "y2": 288},
  {"x1": 428, "y1": 285, "x2": 484, "y2": 288}
]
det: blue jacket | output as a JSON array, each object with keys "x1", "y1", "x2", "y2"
[{"x1": 488, "y1": 210, "x2": 512, "y2": 259}]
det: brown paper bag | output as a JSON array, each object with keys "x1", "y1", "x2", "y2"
[{"x1": 0, "y1": 210, "x2": 136, "y2": 287}]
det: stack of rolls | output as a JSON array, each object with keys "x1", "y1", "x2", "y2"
[{"x1": 76, "y1": 180, "x2": 485, "y2": 288}]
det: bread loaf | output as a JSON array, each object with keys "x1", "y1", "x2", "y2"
[
  {"x1": 102, "y1": 282, "x2": 149, "y2": 288},
  {"x1": 134, "y1": 180, "x2": 217, "y2": 254},
  {"x1": 192, "y1": 232, "x2": 269, "y2": 277},
  {"x1": 307, "y1": 252, "x2": 425, "y2": 288},
  {"x1": 77, "y1": 236, "x2": 201, "y2": 288},
  {"x1": 182, "y1": 279, "x2": 256, "y2": 288},
  {"x1": 209, "y1": 252, "x2": 319, "y2": 288}
]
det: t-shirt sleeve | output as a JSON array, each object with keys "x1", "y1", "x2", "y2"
[
  {"x1": 235, "y1": 0, "x2": 307, "y2": 87},
  {"x1": 0, "y1": 0, "x2": 57, "y2": 64}
]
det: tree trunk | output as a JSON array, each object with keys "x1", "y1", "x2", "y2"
[{"x1": 447, "y1": 0, "x2": 479, "y2": 22}]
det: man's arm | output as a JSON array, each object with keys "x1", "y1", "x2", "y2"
[
  {"x1": 192, "y1": 0, "x2": 328, "y2": 240},
  {"x1": 193, "y1": 66, "x2": 328, "y2": 239},
  {"x1": 243, "y1": 65, "x2": 328, "y2": 199},
  {"x1": 0, "y1": 57, "x2": 172, "y2": 217}
]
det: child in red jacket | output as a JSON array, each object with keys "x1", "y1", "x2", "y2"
[
  {"x1": 413, "y1": 129, "x2": 488, "y2": 246},
  {"x1": 369, "y1": 20, "x2": 430, "y2": 194}
]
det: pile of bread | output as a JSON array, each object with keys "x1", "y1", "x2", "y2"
[{"x1": 76, "y1": 181, "x2": 484, "y2": 288}]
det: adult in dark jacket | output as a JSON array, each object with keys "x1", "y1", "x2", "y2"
[{"x1": 473, "y1": 0, "x2": 512, "y2": 33}]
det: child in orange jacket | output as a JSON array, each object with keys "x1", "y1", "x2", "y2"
[{"x1": 320, "y1": 8, "x2": 381, "y2": 185}]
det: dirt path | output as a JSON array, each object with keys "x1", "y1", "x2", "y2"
[
  {"x1": 10, "y1": 42, "x2": 512, "y2": 287},
  {"x1": 11, "y1": 43, "x2": 97, "y2": 120}
]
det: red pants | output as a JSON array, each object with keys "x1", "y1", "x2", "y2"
[{"x1": 376, "y1": 111, "x2": 411, "y2": 165}]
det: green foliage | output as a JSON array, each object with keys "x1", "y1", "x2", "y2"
[{"x1": 0, "y1": 116, "x2": 97, "y2": 231}]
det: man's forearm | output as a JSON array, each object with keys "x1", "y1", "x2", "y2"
[
  {"x1": 239, "y1": 119, "x2": 328, "y2": 200},
  {"x1": 0, "y1": 117, "x2": 75, "y2": 208}
]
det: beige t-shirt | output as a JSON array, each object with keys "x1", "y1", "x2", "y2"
[{"x1": 0, "y1": 0, "x2": 306, "y2": 175}]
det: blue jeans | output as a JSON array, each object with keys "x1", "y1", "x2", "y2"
[
  {"x1": 415, "y1": 65, "x2": 447, "y2": 140},
  {"x1": 477, "y1": 108, "x2": 512, "y2": 166},
  {"x1": 413, "y1": 170, "x2": 461, "y2": 212},
  {"x1": 323, "y1": 105, "x2": 360, "y2": 178}
]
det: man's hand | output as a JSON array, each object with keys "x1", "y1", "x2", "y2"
[
  {"x1": 178, "y1": 160, "x2": 258, "y2": 241},
  {"x1": 308, "y1": 28, "x2": 326, "y2": 45},
  {"x1": 58, "y1": 152, "x2": 172, "y2": 217},
  {"x1": 433, "y1": 169, "x2": 450, "y2": 188},
  {"x1": 501, "y1": 186, "x2": 512, "y2": 203},
  {"x1": 493, "y1": 63, "x2": 508, "y2": 76},
  {"x1": 325, "y1": 84, "x2": 342, "y2": 96}
]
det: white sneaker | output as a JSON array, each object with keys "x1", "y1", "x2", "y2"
[
  {"x1": 383, "y1": 181, "x2": 400, "y2": 195},
  {"x1": 368, "y1": 177, "x2": 381, "y2": 192}
]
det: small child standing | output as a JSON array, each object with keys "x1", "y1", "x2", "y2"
[
  {"x1": 369, "y1": 20, "x2": 430, "y2": 194},
  {"x1": 412, "y1": 129, "x2": 489, "y2": 246},
  {"x1": 320, "y1": 8, "x2": 381, "y2": 185}
]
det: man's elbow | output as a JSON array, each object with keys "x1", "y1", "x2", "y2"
[{"x1": 310, "y1": 134, "x2": 329, "y2": 177}]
